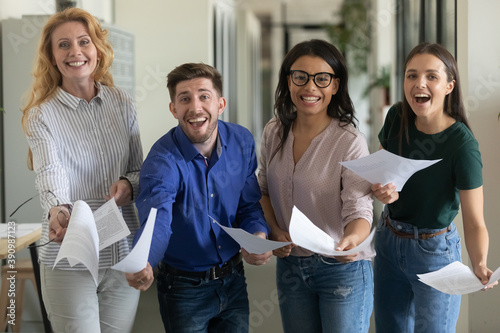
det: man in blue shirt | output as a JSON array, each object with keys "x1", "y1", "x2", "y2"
[{"x1": 135, "y1": 63, "x2": 272, "y2": 332}]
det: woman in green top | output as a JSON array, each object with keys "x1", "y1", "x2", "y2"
[{"x1": 371, "y1": 42, "x2": 496, "y2": 333}]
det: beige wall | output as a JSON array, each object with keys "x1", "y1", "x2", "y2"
[
  {"x1": 457, "y1": 0, "x2": 500, "y2": 331},
  {"x1": 114, "y1": 0, "x2": 215, "y2": 155}
]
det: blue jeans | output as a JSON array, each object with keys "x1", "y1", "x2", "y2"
[
  {"x1": 374, "y1": 210, "x2": 462, "y2": 333},
  {"x1": 276, "y1": 255, "x2": 373, "y2": 333},
  {"x1": 157, "y1": 261, "x2": 249, "y2": 333}
]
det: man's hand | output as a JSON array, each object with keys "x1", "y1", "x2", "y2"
[
  {"x1": 126, "y1": 262, "x2": 154, "y2": 291},
  {"x1": 241, "y1": 232, "x2": 272, "y2": 265}
]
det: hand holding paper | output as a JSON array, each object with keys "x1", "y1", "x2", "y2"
[
  {"x1": 417, "y1": 261, "x2": 500, "y2": 294},
  {"x1": 112, "y1": 208, "x2": 157, "y2": 273},
  {"x1": 289, "y1": 206, "x2": 375, "y2": 256},
  {"x1": 339, "y1": 149, "x2": 442, "y2": 191},
  {"x1": 209, "y1": 216, "x2": 291, "y2": 254},
  {"x1": 54, "y1": 200, "x2": 155, "y2": 285}
]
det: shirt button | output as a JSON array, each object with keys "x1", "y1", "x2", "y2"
[
  {"x1": 210, "y1": 193, "x2": 214, "y2": 198},
  {"x1": 218, "y1": 245, "x2": 222, "y2": 249}
]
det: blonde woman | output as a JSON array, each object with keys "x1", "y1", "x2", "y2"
[{"x1": 21, "y1": 8, "x2": 151, "y2": 332}]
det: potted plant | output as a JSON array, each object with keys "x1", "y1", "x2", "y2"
[
  {"x1": 325, "y1": 0, "x2": 371, "y2": 75},
  {"x1": 363, "y1": 65, "x2": 391, "y2": 105}
]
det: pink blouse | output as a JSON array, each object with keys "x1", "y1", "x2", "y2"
[{"x1": 258, "y1": 118, "x2": 375, "y2": 260}]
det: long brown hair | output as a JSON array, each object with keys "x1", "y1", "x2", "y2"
[
  {"x1": 399, "y1": 43, "x2": 469, "y2": 152},
  {"x1": 21, "y1": 7, "x2": 115, "y2": 169}
]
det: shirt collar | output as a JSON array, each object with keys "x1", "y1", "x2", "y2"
[
  {"x1": 174, "y1": 120, "x2": 226, "y2": 163},
  {"x1": 55, "y1": 82, "x2": 103, "y2": 110}
]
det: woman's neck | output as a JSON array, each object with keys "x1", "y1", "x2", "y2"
[
  {"x1": 61, "y1": 78, "x2": 97, "y2": 102},
  {"x1": 415, "y1": 113, "x2": 456, "y2": 134},
  {"x1": 293, "y1": 113, "x2": 332, "y2": 138}
]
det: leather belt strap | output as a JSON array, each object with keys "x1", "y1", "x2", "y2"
[
  {"x1": 385, "y1": 216, "x2": 451, "y2": 240},
  {"x1": 164, "y1": 252, "x2": 242, "y2": 280}
]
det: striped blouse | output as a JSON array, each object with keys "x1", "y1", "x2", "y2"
[{"x1": 25, "y1": 83, "x2": 143, "y2": 269}]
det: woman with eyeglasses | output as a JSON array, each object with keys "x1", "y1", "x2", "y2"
[
  {"x1": 21, "y1": 8, "x2": 152, "y2": 332},
  {"x1": 257, "y1": 39, "x2": 374, "y2": 332}
]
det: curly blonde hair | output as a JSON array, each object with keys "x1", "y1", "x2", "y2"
[{"x1": 21, "y1": 7, "x2": 114, "y2": 169}]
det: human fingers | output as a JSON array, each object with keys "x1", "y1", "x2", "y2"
[{"x1": 126, "y1": 264, "x2": 154, "y2": 291}]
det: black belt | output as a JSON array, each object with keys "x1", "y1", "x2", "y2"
[{"x1": 163, "y1": 252, "x2": 242, "y2": 280}]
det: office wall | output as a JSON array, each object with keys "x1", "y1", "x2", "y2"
[
  {"x1": 457, "y1": 0, "x2": 500, "y2": 331},
  {"x1": 114, "y1": 0, "x2": 215, "y2": 155}
]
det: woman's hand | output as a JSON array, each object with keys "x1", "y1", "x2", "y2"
[
  {"x1": 334, "y1": 218, "x2": 371, "y2": 263},
  {"x1": 334, "y1": 235, "x2": 360, "y2": 263},
  {"x1": 371, "y1": 183, "x2": 399, "y2": 204},
  {"x1": 48, "y1": 205, "x2": 70, "y2": 244},
  {"x1": 106, "y1": 179, "x2": 132, "y2": 206},
  {"x1": 473, "y1": 264, "x2": 498, "y2": 290},
  {"x1": 126, "y1": 262, "x2": 154, "y2": 291},
  {"x1": 270, "y1": 229, "x2": 295, "y2": 258}
]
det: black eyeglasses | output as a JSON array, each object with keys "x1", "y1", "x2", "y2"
[
  {"x1": 9, "y1": 191, "x2": 61, "y2": 248},
  {"x1": 289, "y1": 70, "x2": 336, "y2": 88}
]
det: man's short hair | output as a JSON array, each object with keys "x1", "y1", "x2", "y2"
[{"x1": 167, "y1": 63, "x2": 223, "y2": 101}]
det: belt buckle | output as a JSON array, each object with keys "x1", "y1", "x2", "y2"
[
  {"x1": 420, "y1": 233, "x2": 435, "y2": 240},
  {"x1": 210, "y1": 267, "x2": 219, "y2": 280}
]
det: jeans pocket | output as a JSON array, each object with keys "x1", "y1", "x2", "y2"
[
  {"x1": 157, "y1": 272, "x2": 204, "y2": 293},
  {"x1": 416, "y1": 227, "x2": 458, "y2": 256}
]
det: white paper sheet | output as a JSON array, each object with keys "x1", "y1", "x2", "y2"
[
  {"x1": 112, "y1": 208, "x2": 157, "y2": 273},
  {"x1": 53, "y1": 199, "x2": 132, "y2": 285},
  {"x1": 94, "y1": 198, "x2": 130, "y2": 251},
  {"x1": 339, "y1": 149, "x2": 442, "y2": 191},
  {"x1": 209, "y1": 216, "x2": 291, "y2": 254},
  {"x1": 54, "y1": 200, "x2": 100, "y2": 285},
  {"x1": 289, "y1": 206, "x2": 375, "y2": 256},
  {"x1": 417, "y1": 261, "x2": 500, "y2": 295}
]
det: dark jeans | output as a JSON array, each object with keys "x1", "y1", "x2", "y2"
[{"x1": 157, "y1": 261, "x2": 249, "y2": 333}]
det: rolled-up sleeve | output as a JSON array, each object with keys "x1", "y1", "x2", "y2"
[{"x1": 340, "y1": 134, "x2": 373, "y2": 228}]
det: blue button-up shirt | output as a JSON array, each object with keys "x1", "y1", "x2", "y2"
[{"x1": 135, "y1": 120, "x2": 269, "y2": 271}]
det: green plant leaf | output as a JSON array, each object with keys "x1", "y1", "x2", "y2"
[{"x1": 363, "y1": 65, "x2": 390, "y2": 97}]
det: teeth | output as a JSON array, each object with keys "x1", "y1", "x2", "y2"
[
  {"x1": 188, "y1": 117, "x2": 206, "y2": 123},
  {"x1": 302, "y1": 97, "x2": 319, "y2": 102},
  {"x1": 415, "y1": 94, "x2": 429, "y2": 98},
  {"x1": 68, "y1": 61, "x2": 85, "y2": 67}
]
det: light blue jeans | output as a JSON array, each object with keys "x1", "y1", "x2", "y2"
[
  {"x1": 41, "y1": 264, "x2": 140, "y2": 333},
  {"x1": 276, "y1": 254, "x2": 373, "y2": 333},
  {"x1": 374, "y1": 210, "x2": 462, "y2": 333}
]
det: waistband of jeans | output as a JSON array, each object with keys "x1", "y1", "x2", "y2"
[
  {"x1": 384, "y1": 215, "x2": 451, "y2": 240},
  {"x1": 159, "y1": 252, "x2": 242, "y2": 280}
]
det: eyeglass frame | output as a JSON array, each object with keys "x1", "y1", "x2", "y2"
[{"x1": 289, "y1": 70, "x2": 337, "y2": 88}]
